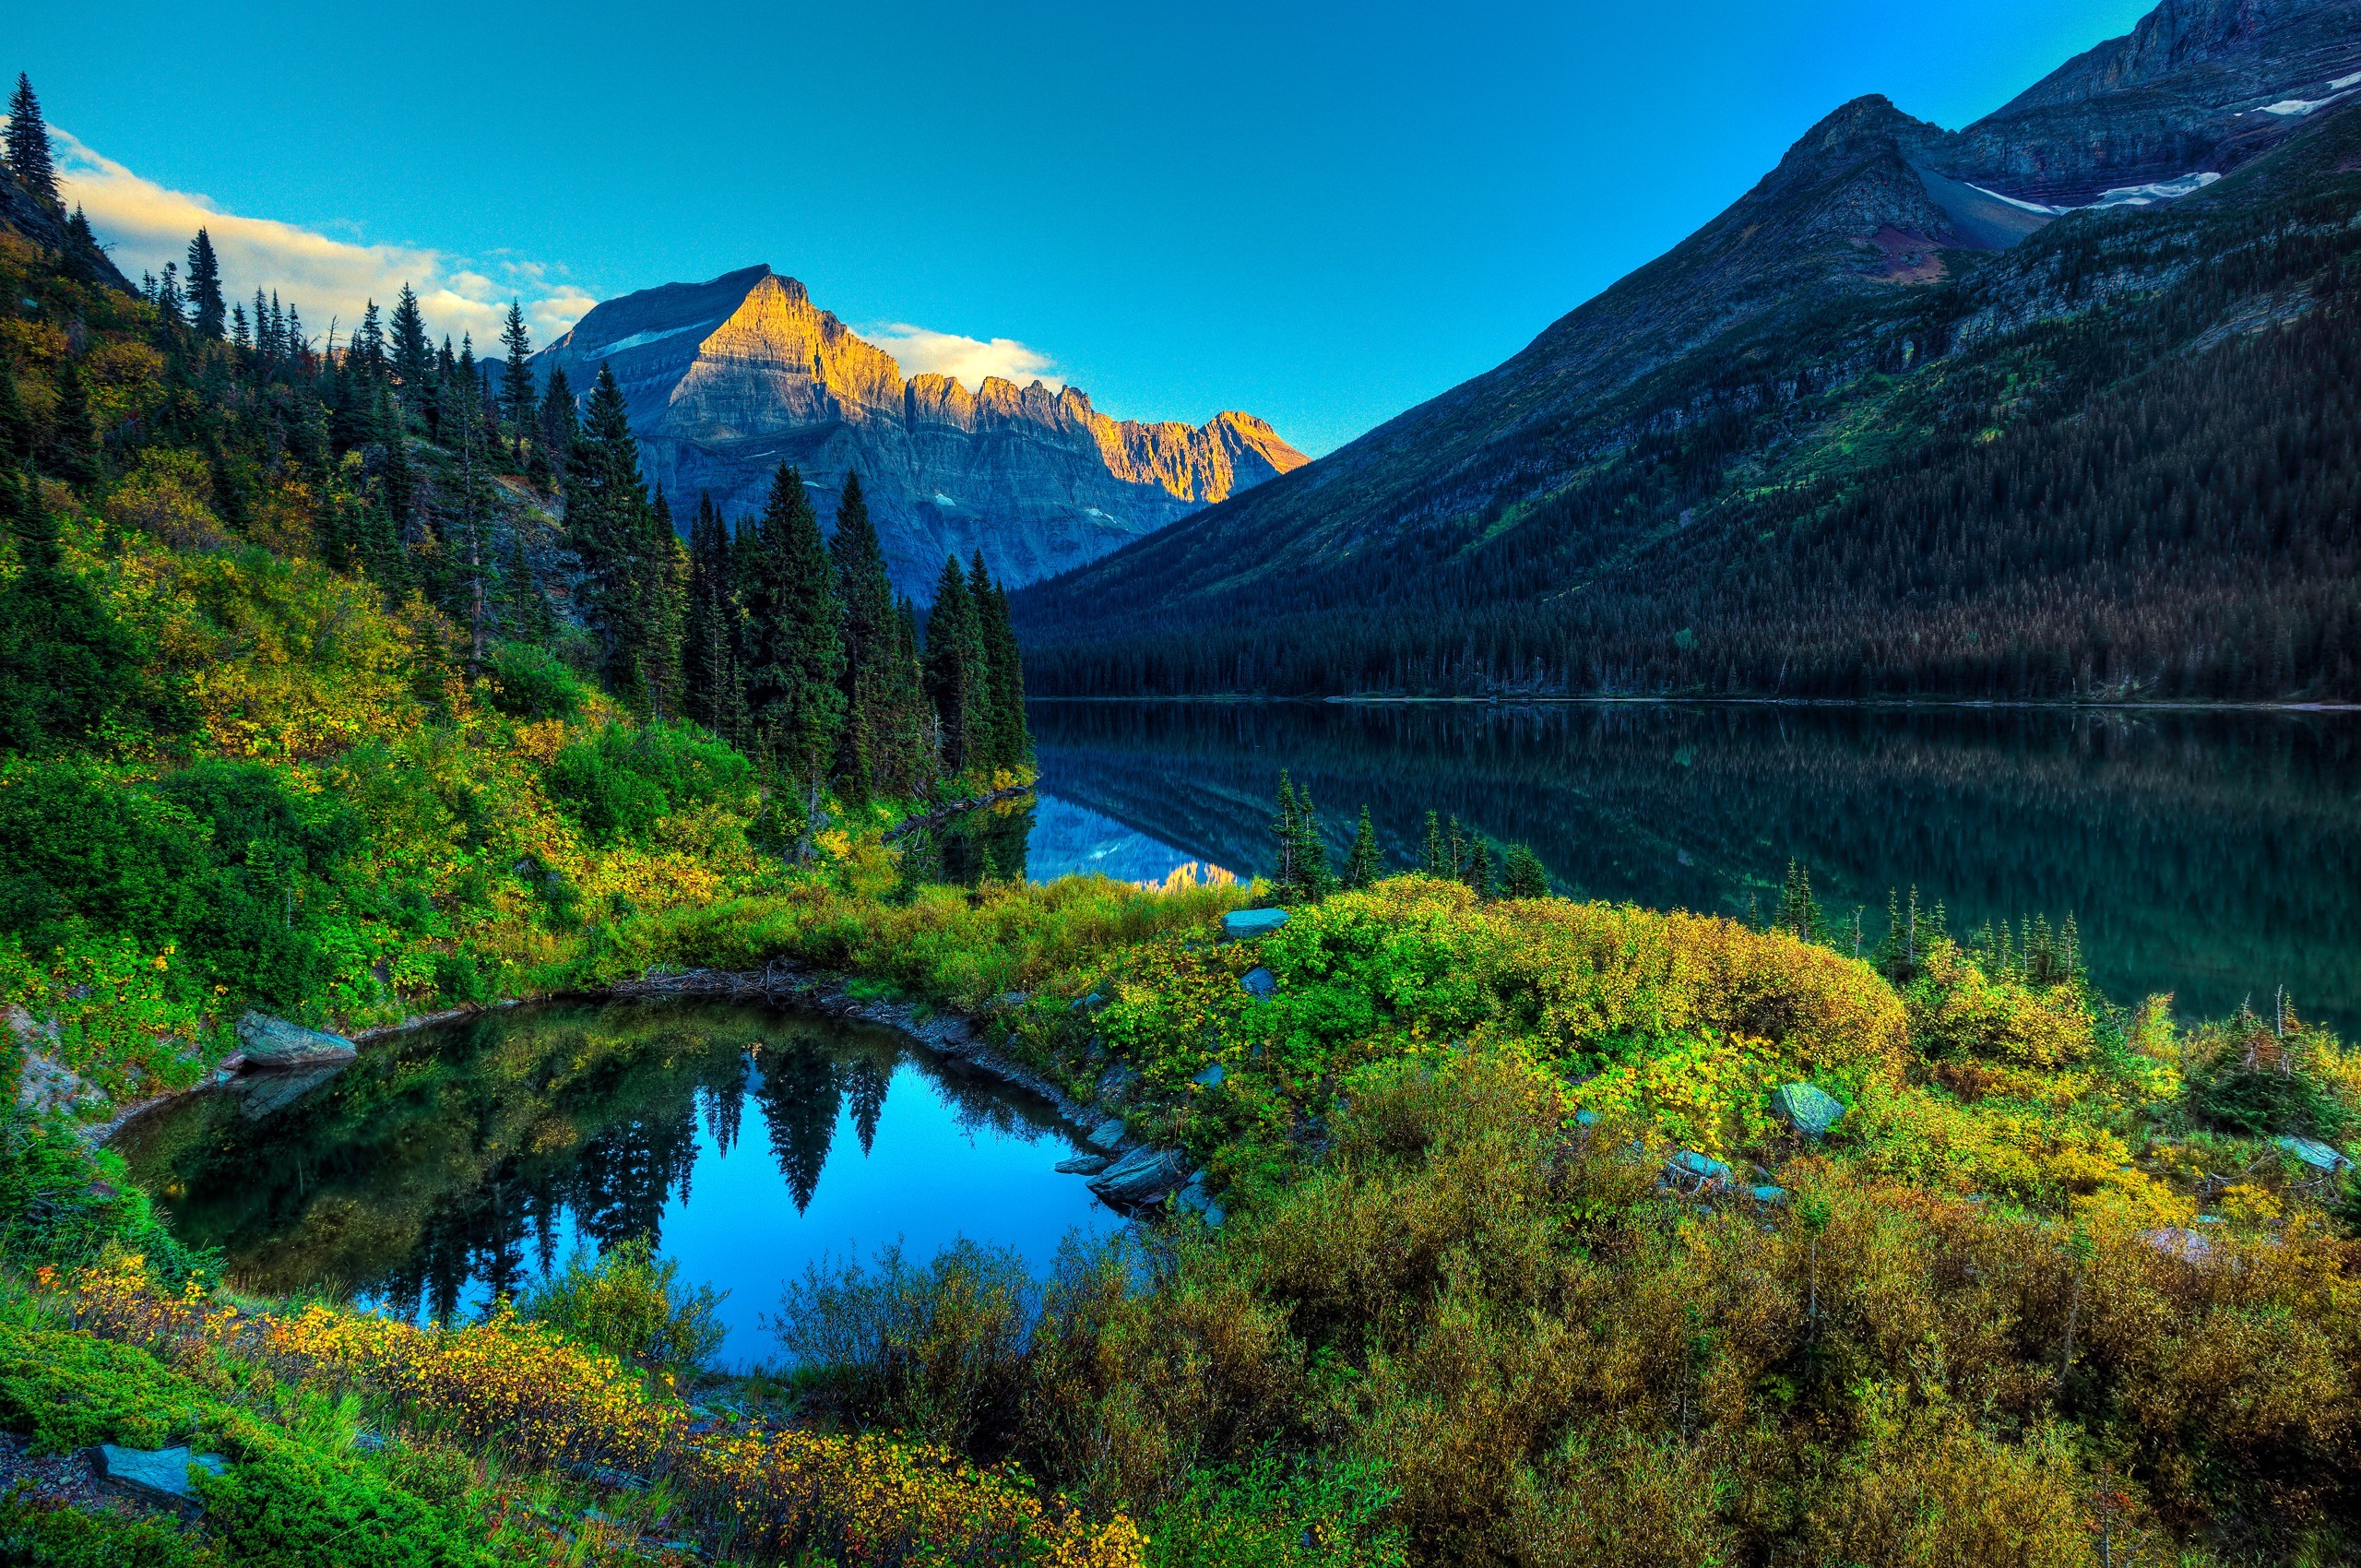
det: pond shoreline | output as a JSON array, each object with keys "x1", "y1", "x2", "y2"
[{"x1": 97, "y1": 966, "x2": 1114, "y2": 1160}]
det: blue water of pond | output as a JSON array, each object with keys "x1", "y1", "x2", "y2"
[{"x1": 117, "y1": 1002, "x2": 1117, "y2": 1372}]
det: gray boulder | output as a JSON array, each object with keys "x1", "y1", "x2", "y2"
[
  {"x1": 1773, "y1": 1082, "x2": 1846, "y2": 1139},
  {"x1": 2274, "y1": 1134, "x2": 2353, "y2": 1173},
  {"x1": 1086, "y1": 1117, "x2": 1128, "y2": 1152},
  {"x1": 1173, "y1": 1174, "x2": 1228, "y2": 1228},
  {"x1": 1239, "y1": 967, "x2": 1278, "y2": 1001},
  {"x1": 235, "y1": 1011, "x2": 356, "y2": 1068},
  {"x1": 1054, "y1": 1153, "x2": 1111, "y2": 1175},
  {"x1": 1222, "y1": 909, "x2": 1289, "y2": 942},
  {"x1": 1192, "y1": 1063, "x2": 1227, "y2": 1087},
  {"x1": 97, "y1": 1444, "x2": 228, "y2": 1515},
  {"x1": 1088, "y1": 1146, "x2": 1189, "y2": 1206}
]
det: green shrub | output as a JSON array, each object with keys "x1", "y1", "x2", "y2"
[
  {"x1": 543, "y1": 721, "x2": 753, "y2": 847},
  {"x1": 518, "y1": 1235, "x2": 727, "y2": 1374},
  {"x1": 0, "y1": 1107, "x2": 216, "y2": 1282},
  {"x1": 481, "y1": 643, "x2": 587, "y2": 722},
  {"x1": 773, "y1": 1238, "x2": 1038, "y2": 1449},
  {"x1": 1147, "y1": 1453, "x2": 1406, "y2": 1568},
  {"x1": 0, "y1": 1491, "x2": 217, "y2": 1568}
]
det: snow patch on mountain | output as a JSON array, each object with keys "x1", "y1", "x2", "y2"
[
  {"x1": 1965, "y1": 170, "x2": 2219, "y2": 217},
  {"x1": 596, "y1": 320, "x2": 717, "y2": 356}
]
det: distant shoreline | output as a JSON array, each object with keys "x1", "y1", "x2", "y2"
[{"x1": 1025, "y1": 695, "x2": 2361, "y2": 713}]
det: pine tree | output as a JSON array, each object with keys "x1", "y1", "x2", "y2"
[
  {"x1": 886, "y1": 599, "x2": 932, "y2": 798},
  {"x1": 830, "y1": 471, "x2": 905, "y2": 799},
  {"x1": 742, "y1": 465, "x2": 845, "y2": 844},
  {"x1": 388, "y1": 284, "x2": 430, "y2": 400},
  {"x1": 683, "y1": 494, "x2": 737, "y2": 736},
  {"x1": 1420, "y1": 811, "x2": 1446, "y2": 877},
  {"x1": 500, "y1": 527, "x2": 552, "y2": 639},
  {"x1": 1345, "y1": 805, "x2": 1382, "y2": 889},
  {"x1": 184, "y1": 230, "x2": 226, "y2": 339},
  {"x1": 923, "y1": 557, "x2": 987, "y2": 780},
  {"x1": 5, "y1": 77, "x2": 58, "y2": 208},
  {"x1": 499, "y1": 303, "x2": 535, "y2": 456},
  {"x1": 1774, "y1": 860, "x2": 1826, "y2": 944},
  {"x1": 48, "y1": 359, "x2": 95, "y2": 489},
  {"x1": 1500, "y1": 844, "x2": 1550, "y2": 898},
  {"x1": 636, "y1": 490, "x2": 687, "y2": 717},
  {"x1": 538, "y1": 366, "x2": 576, "y2": 476},
  {"x1": 565, "y1": 364, "x2": 671, "y2": 704},
  {"x1": 0, "y1": 361, "x2": 30, "y2": 466},
  {"x1": 1270, "y1": 773, "x2": 1303, "y2": 896},
  {"x1": 968, "y1": 552, "x2": 1031, "y2": 777},
  {"x1": 1465, "y1": 838, "x2": 1494, "y2": 899},
  {"x1": 1293, "y1": 782, "x2": 1335, "y2": 898},
  {"x1": 0, "y1": 468, "x2": 141, "y2": 753}
]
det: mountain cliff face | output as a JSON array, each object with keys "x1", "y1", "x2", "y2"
[
  {"x1": 1012, "y1": 0, "x2": 2361, "y2": 702},
  {"x1": 531, "y1": 267, "x2": 1306, "y2": 600}
]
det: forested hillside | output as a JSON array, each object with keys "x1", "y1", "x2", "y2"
[
  {"x1": 1014, "y1": 68, "x2": 2361, "y2": 700},
  {"x1": 0, "y1": 76, "x2": 1028, "y2": 1109}
]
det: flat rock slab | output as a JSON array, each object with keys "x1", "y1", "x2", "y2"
[
  {"x1": 235, "y1": 1011, "x2": 356, "y2": 1068},
  {"x1": 1089, "y1": 1146, "x2": 1189, "y2": 1206},
  {"x1": 1054, "y1": 1154, "x2": 1110, "y2": 1175},
  {"x1": 96, "y1": 1444, "x2": 226, "y2": 1514},
  {"x1": 1774, "y1": 1082, "x2": 1846, "y2": 1139},
  {"x1": 2274, "y1": 1134, "x2": 2353, "y2": 1173},
  {"x1": 1222, "y1": 909, "x2": 1290, "y2": 942},
  {"x1": 1086, "y1": 1118, "x2": 1127, "y2": 1152}
]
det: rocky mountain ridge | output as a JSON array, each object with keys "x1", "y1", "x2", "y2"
[
  {"x1": 531, "y1": 267, "x2": 1305, "y2": 600},
  {"x1": 1010, "y1": 0, "x2": 2361, "y2": 701}
]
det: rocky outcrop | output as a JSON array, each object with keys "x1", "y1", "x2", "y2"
[
  {"x1": 233, "y1": 1012, "x2": 357, "y2": 1068},
  {"x1": 532, "y1": 268, "x2": 1307, "y2": 600}
]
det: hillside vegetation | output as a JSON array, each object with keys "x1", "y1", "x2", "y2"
[{"x1": 5, "y1": 71, "x2": 2361, "y2": 1568}]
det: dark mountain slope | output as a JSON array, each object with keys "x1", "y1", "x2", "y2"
[{"x1": 1014, "y1": 0, "x2": 2361, "y2": 701}]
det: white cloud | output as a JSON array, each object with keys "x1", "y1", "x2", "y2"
[
  {"x1": 49, "y1": 128, "x2": 593, "y2": 352},
  {"x1": 861, "y1": 323, "x2": 1062, "y2": 392}
]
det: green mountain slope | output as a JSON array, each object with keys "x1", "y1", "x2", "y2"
[{"x1": 1014, "y1": 1, "x2": 2361, "y2": 699}]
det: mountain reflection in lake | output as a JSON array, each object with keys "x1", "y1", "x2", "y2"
[
  {"x1": 1026, "y1": 699, "x2": 2361, "y2": 1036},
  {"x1": 117, "y1": 1003, "x2": 1116, "y2": 1370}
]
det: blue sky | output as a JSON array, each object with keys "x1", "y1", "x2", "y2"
[{"x1": 17, "y1": 0, "x2": 2152, "y2": 455}]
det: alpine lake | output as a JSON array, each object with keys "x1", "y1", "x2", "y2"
[{"x1": 120, "y1": 698, "x2": 2361, "y2": 1368}]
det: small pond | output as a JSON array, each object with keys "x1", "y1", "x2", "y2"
[{"x1": 115, "y1": 1002, "x2": 1118, "y2": 1372}]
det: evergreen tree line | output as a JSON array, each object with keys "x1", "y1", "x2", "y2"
[
  {"x1": 679, "y1": 459, "x2": 1033, "y2": 817},
  {"x1": 1265, "y1": 770, "x2": 1548, "y2": 904}
]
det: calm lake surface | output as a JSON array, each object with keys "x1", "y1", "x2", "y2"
[
  {"x1": 1017, "y1": 700, "x2": 2361, "y2": 1038},
  {"x1": 118, "y1": 1002, "x2": 1116, "y2": 1371}
]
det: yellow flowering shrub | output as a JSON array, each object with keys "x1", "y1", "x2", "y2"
[
  {"x1": 1904, "y1": 941, "x2": 2093, "y2": 1067},
  {"x1": 65, "y1": 1262, "x2": 1143, "y2": 1567}
]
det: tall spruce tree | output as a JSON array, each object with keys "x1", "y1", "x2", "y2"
[
  {"x1": 0, "y1": 468, "x2": 141, "y2": 753},
  {"x1": 829, "y1": 472, "x2": 899, "y2": 802},
  {"x1": 47, "y1": 359, "x2": 94, "y2": 489},
  {"x1": 1500, "y1": 844, "x2": 1550, "y2": 899},
  {"x1": 388, "y1": 284, "x2": 430, "y2": 402},
  {"x1": 184, "y1": 230, "x2": 225, "y2": 339},
  {"x1": 637, "y1": 491, "x2": 687, "y2": 718},
  {"x1": 499, "y1": 303, "x2": 535, "y2": 455},
  {"x1": 888, "y1": 599, "x2": 932, "y2": 798},
  {"x1": 5, "y1": 77, "x2": 57, "y2": 208},
  {"x1": 922, "y1": 557, "x2": 988, "y2": 781},
  {"x1": 538, "y1": 366, "x2": 576, "y2": 475},
  {"x1": 1345, "y1": 805, "x2": 1382, "y2": 890},
  {"x1": 967, "y1": 552, "x2": 1030, "y2": 777},
  {"x1": 683, "y1": 493, "x2": 737, "y2": 737},
  {"x1": 742, "y1": 465, "x2": 844, "y2": 843},
  {"x1": 565, "y1": 364, "x2": 676, "y2": 707}
]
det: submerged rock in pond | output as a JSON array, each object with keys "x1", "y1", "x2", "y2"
[
  {"x1": 1773, "y1": 1082, "x2": 1846, "y2": 1139},
  {"x1": 1055, "y1": 1154, "x2": 1111, "y2": 1175},
  {"x1": 231, "y1": 1063, "x2": 347, "y2": 1120},
  {"x1": 1239, "y1": 967, "x2": 1278, "y2": 1001},
  {"x1": 1222, "y1": 909, "x2": 1289, "y2": 942},
  {"x1": 97, "y1": 1444, "x2": 227, "y2": 1515},
  {"x1": 1192, "y1": 1063, "x2": 1227, "y2": 1087},
  {"x1": 1089, "y1": 1146, "x2": 1189, "y2": 1206},
  {"x1": 235, "y1": 1011, "x2": 356, "y2": 1069},
  {"x1": 2273, "y1": 1134, "x2": 2353, "y2": 1173}
]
